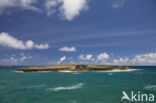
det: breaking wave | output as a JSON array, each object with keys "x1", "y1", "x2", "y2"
[
  {"x1": 48, "y1": 83, "x2": 84, "y2": 91},
  {"x1": 58, "y1": 71, "x2": 77, "y2": 73},
  {"x1": 37, "y1": 71, "x2": 51, "y2": 73},
  {"x1": 95, "y1": 69, "x2": 137, "y2": 72},
  {"x1": 144, "y1": 85, "x2": 156, "y2": 90},
  {"x1": 11, "y1": 70, "x2": 24, "y2": 73}
]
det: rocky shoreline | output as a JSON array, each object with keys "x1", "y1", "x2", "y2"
[{"x1": 17, "y1": 64, "x2": 131, "y2": 72}]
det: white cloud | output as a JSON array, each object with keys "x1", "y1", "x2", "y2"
[
  {"x1": 113, "y1": 57, "x2": 129, "y2": 65},
  {"x1": 112, "y1": 52, "x2": 156, "y2": 65},
  {"x1": 97, "y1": 52, "x2": 109, "y2": 61},
  {"x1": 34, "y1": 44, "x2": 49, "y2": 49},
  {"x1": 0, "y1": 0, "x2": 40, "y2": 14},
  {"x1": 57, "y1": 56, "x2": 66, "y2": 64},
  {"x1": 44, "y1": 0, "x2": 58, "y2": 16},
  {"x1": 44, "y1": 0, "x2": 89, "y2": 20},
  {"x1": 60, "y1": 56, "x2": 66, "y2": 61},
  {"x1": 0, "y1": 0, "x2": 89, "y2": 20},
  {"x1": 1, "y1": 53, "x2": 32, "y2": 65},
  {"x1": 110, "y1": 0, "x2": 125, "y2": 9},
  {"x1": 59, "y1": 46, "x2": 77, "y2": 52},
  {"x1": 60, "y1": 0, "x2": 88, "y2": 20},
  {"x1": 131, "y1": 53, "x2": 156, "y2": 65},
  {"x1": 78, "y1": 54, "x2": 93, "y2": 60},
  {"x1": 0, "y1": 32, "x2": 49, "y2": 50}
]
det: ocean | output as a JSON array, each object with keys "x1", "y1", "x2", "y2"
[{"x1": 0, "y1": 66, "x2": 156, "y2": 103}]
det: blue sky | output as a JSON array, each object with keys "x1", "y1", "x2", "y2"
[{"x1": 0, "y1": 0, "x2": 156, "y2": 66}]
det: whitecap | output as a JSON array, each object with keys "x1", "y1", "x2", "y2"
[
  {"x1": 48, "y1": 83, "x2": 83, "y2": 91},
  {"x1": 144, "y1": 85, "x2": 156, "y2": 90}
]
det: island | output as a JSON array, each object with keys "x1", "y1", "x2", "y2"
[{"x1": 17, "y1": 64, "x2": 131, "y2": 72}]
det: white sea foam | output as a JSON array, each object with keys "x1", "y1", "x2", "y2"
[
  {"x1": 37, "y1": 71, "x2": 51, "y2": 73},
  {"x1": 11, "y1": 70, "x2": 24, "y2": 73},
  {"x1": 58, "y1": 71, "x2": 75, "y2": 73},
  {"x1": 145, "y1": 85, "x2": 156, "y2": 90},
  {"x1": 72, "y1": 72, "x2": 80, "y2": 75},
  {"x1": 96, "y1": 69, "x2": 137, "y2": 72},
  {"x1": 49, "y1": 83, "x2": 83, "y2": 91}
]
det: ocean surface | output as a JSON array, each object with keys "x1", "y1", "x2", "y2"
[{"x1": 0, "y1": 66, "x2": 156, "y2": 103}]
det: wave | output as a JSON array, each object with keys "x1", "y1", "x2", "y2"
[
  {"x1": 144, "y1": 85, "x2": 156, "y2": 90},
  {"x1": 37, "y1": 71, "x2": 51, "y2": 73},
  {"x1": 72, "y1": 72, "x2": 80, "y2": 75},
  {"x1": 58, "y1": 71, "x2": 77, "y2": 73},
  {"x1": 48, "y1": 83, "x2": 84, "y2": 91},
  {"x1": 11, "y1": 70, "x2": 24, "y2": 73},
  {"x1": 95, "y1": 69, "x2": 137, "y2": 73}
]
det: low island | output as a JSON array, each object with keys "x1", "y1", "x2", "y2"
[{"x1": 17, "y1": 64, "x2": 131, "y2": 72}]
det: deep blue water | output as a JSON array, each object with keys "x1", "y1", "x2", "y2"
[{"x1": 0, "y1": 66, "x2": 156, "y2": 103}]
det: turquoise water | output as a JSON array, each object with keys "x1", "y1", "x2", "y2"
[{"x1": 0, "y1": 66, "x2": 156, "y2": 103}]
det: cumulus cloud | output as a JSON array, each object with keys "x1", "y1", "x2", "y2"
[
  {"x1": 97, "y1": 52, "x2": 109, "y2": 61},
  {"x1": 113, "y1": 57, "x2": 129, "y2": 65},
  {"x1": 60, "y1": 0, "x2": 88, "y2": 20},
  {"x1": 78, "y1": 54, "x2": 93, "y2": 60},
  {"x1": 0, "y1": 0, "x2": 40, "y2": 14},
  {"x1": 44, "y1": 0, "x2": 89, "y2": 20},
  {"x1": 44, "y1": 0, "x2": 58, "y2": 16},
  {"x1": 59, "y1": 46, "x2": 77, "y2": 52},
  {"x1": 0, "y1": 0, "x2": 89, "y2": 20},
  {"x1": 0, "y1": 32, "x2": 49, "y2": 50},
  {"x1": 57, "y1": 56, "x2": 66, "y2": 64},
  {"x1": 132, "y1": 53, "x2": 156, "y2": 65},
  {"x1": 1, "y1": 53, "x2": 32, "y2": 65}
]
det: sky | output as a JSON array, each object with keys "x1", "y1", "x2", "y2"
[{"x1": 0, "y1": 0, "x2": 156, "y2": 66}]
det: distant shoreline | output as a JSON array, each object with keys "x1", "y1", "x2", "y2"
[{"x1": 17, "y1": 64, "x2": 131, "y2": 72}]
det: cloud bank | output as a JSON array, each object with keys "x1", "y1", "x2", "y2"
[
  {"x1": 1, "y1": 53, "x2": 32, "y2": 65},
  {"x1": 113, "y1": 52, "x2": 156, "y2": 65},
  {"x1": 0, "y1": 32, "x2": 49, "y2": 50},
  {"x1": 53, "y1": 52, "x2": 156, "y2": 66}
]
